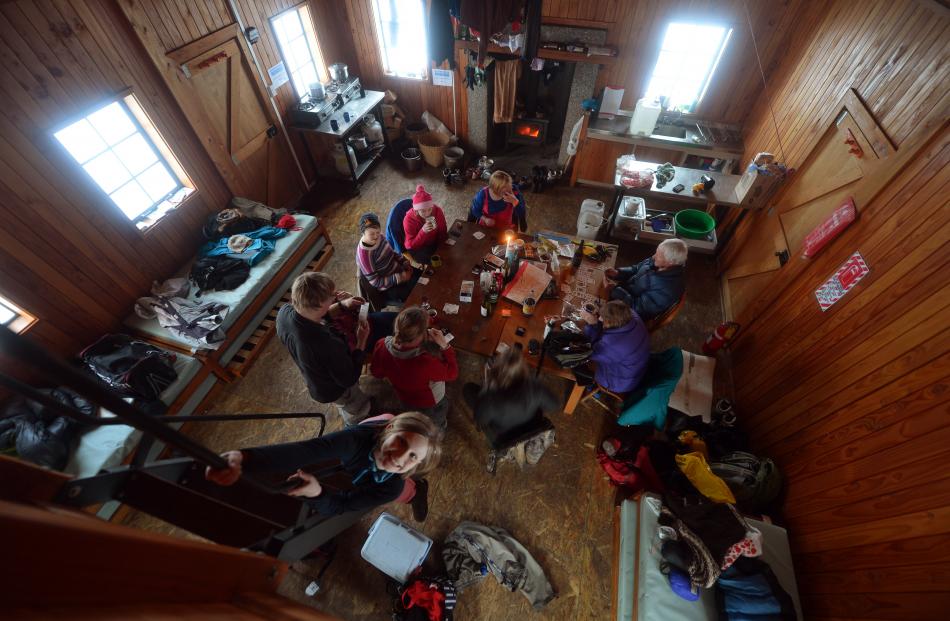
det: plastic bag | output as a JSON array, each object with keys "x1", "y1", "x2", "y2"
[{"x1": 674, "y1": 451, "x2": 736, "y2": 503}]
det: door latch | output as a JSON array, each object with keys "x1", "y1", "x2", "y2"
[
  {"x1": 266, "y1": 124, "x2": 277, "y2": 138},
  {"x1": 775, "y1": 249, "x2": 790, "y2": 267}
]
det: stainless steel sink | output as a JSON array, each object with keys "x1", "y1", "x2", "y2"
[{"x1": 652, "y1": 124, "x2": 687, "y2": 139}]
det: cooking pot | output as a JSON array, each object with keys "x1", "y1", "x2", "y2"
[
  {"x1": 348, "y1": 134, "x2": 369, "y2": 151},
  {"x1": 329, "y1": 63, "x2": 349, "y2": 82}
]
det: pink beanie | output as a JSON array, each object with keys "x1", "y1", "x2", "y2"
[{"x1": 412, "y1": 184, "x2": 433, "y2": 211}]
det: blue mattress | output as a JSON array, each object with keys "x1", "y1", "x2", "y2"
[
  {"x1": 64, "y1": 351, "x2": 213, "y2": 478},
  {"x1": 123, "y1": 214, "x2": 320, "y2": 352},
  {"x1": 616, "y1": 493, "x2": 802, "y2": 621}
]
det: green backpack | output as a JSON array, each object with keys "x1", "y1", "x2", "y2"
[{"x1": 709, "y1": 451, "x2": 782, "y2": 509}]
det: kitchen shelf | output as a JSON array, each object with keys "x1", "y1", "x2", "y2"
[{"x1": 454, "y1": 40, "x2": 616, "y2": 64}]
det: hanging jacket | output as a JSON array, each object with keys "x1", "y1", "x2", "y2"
[
  {"x1": 371, "y1": 337, "x2": 458, "y2": 408},
  {"x1": 584, "y1": 315, "x2": 650, "y2": 393},
  {"x1": 198, "y1": 226, "x2": 288, "y2": 266},
  {"x1": 467, "y1": 186, "x2": 527, "y2": 231},
  {"x1": 442, "y1": 521, "x2": 555, "y2": 610},
  {"x1": 403, "y1": 206, "x2": 449, "y2": 253},
  {"x1": 610, "y1": 256, "x2": 685, "y2": 321}
]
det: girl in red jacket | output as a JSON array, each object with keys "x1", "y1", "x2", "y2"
[
  {"x1": 371, "y1": 306, "x2": 457, "y2": 430},
  {"x1": 402, "y1": 184, "x2": 448, "y2": 263}
]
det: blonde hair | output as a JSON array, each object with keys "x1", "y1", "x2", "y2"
[
  {"x1": 375, "y1": 411, "x2": 443, "y2": 477},
  {"x1": 486, "y1": 346, "x2": 528, "y2": 391},
  {"x1": 658, "y1": 239, "x2": 688, "y2": 266},
  {"x1": 601, "y1": 300, "x2": 633, "y2": 329},
  {"x1": 488, "y1": 170, "x2": 513, "y2": 195},
  {"x1": 291, "y1": 272, "x2": 335, "y2": 312},
  {"x1": 393, "y1": 306, "x2": 428, "y2": 346}
]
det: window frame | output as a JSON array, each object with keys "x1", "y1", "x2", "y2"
[
  {"x1": 0, "y1": 295, "x2": 37, "y2": 335},
  {"x1": 269, "y1": 2, "x2": 329, "y2": 99},
  {"x1": 644, "y1": 21, "x2": 734, "y2": 113},
  {"x1": 52, "y1": 91, "x2": 196, "y2": 231},
  {"x1": 369, "y1": 0, "x2": 429, "y2": 81}
]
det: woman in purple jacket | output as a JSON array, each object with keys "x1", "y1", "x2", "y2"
[{"x1": 581, "y1": 300, "x2": 650, "y2": 394}]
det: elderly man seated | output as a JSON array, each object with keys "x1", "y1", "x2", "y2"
[{"x1": 605, "y1": 238, "x2": 687, "y2": 322}]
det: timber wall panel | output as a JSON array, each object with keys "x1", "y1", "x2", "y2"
[
  {"x1": 725, "y1": 1, "x2": 950, "y2": 618},
  {"x1": 0, "y1": 1, "x2": 231, "y2": 359}
]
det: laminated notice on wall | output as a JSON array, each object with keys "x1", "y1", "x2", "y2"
[{"x1": 432, "y1": 68, "x2": 453, "y2": 87}]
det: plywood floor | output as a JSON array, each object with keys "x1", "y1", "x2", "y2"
[{"x1": 122, "y1": 159, "x2": 730, "y2": 620}]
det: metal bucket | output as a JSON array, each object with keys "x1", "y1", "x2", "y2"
[
  {"x1": 443, "y1": 146, "x2": 464, "y2": 169},
  {"x1": 402, "y1": 148, "x2": 423, "y2": 173}
]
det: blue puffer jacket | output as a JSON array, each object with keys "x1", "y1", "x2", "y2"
[
  {"x1": 610, "y1": 257, "x2": 684, "y2": 321},
  {"x1": 584, "y1": 315, "x2": 650, "y2": 393},
  {"x1": 198, "y1": 226, "x2": 288, "y2": 266}
]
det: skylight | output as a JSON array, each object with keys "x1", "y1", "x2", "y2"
[{"x1": 644, "y1": 22, "x2": 733, "y2": 113}]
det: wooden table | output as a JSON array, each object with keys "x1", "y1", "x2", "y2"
[{"x1": 405, "y1": 221, "x2": 617, "y2": 414}]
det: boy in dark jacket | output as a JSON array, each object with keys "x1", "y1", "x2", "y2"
[
  {"x1": 371, "y1": 306, "x2": 457, "y2": 430},
  {"x1": 606, "y1": 239, "x2": 687, "y2": 321},
  {"x1": 277, "y1": 272, "x2": 395, "y2": 426}
]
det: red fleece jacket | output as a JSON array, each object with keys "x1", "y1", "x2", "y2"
[
  {"x1": 370, "y1": 339, "x2": 458, "y2": 408},
  {"x1": 403, "y1": 207, "x2": 448, "y2": 251}
]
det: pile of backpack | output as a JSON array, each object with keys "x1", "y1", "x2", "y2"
[{"x1": 596, "y1": 404, "x2": 794, "y2": 619}]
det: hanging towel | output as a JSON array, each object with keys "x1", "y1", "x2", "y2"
[{"x1": 493, "y1": 59, "x2": 520, "y2": 123}]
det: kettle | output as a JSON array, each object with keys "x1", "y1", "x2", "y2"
[
  {"x1": 329, "y1": 63, "x2": 349, "y2": 83},
  {"x1": 308, "y1": 81, "x2": 325, "y2": 101}
]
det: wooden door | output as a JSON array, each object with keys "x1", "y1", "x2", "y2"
[
  {"x1": 166, "y1": 25, "x2": 302, "y2": 208},
  {"x1": 721, "y1": 91, "x2": 894, "y2": 320}
]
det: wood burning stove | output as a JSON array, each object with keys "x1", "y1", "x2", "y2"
[{"x1": 507, "y1": 118, "x2": 548, "y2": 147}]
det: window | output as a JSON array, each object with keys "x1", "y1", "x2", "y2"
[
  {"x1": 370, "y1": 0, "x2": 428, "y2": 80},
  {"x1": 270, "y1": 4, "x2": 328, "y2": 98},
  {"x1": 644, "y1": 22, "x2": 733, "y2": 113},
  {"x1": 54, "y1": 94, "x2": 194, "y2": 230},
  {"x1": 0, "y1": 295, "x2": 36, "y2": 334}
]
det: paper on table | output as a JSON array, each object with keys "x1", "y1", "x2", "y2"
[
  {"x1": 442, "y1": 303, "x2": 460, "y2": 315},
  {"x1": 502, "y1": 262, "x2": 552, "y2": 305},
  {"x1": 473, "y1": 231, "x2": 486, "y2": 240},
  {"x1": 600, "y1": 86, "x2": 624, "y2": 118},
  {"x1": 418, "y1": 277, "x2": 430, "y2": 285},
  {"x1": 446, "y1": 238, "x2": 457, "y2": 246}
]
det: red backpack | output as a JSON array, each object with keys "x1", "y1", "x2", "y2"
[{"x1": 597, "y1": 439, "x2": 667, "y2": 494}]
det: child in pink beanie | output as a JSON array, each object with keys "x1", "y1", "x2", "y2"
[{"x1": 403, "y1": 184, "x2": 448, "y2": 263}]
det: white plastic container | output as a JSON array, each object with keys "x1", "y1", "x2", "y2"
[
  {"x1": 332, "y1": 142, "x2": 358, "y2": 176},
  {"x1": 362, "y1": 115, "x2": 384, "y2": 144},
  {"x1": 360, "y1": 512, "x2": 432, "y2": 583},
  {"x1": 577, "y1": 211, "x2": 603, "y2": 239},
  {"x1": 613, "y1": 196, "x2": 646, "y2": 239},
  {"x1": 629, "y1": 98, "x2": 662, "y2": 136},
  {"x1": 576, "y1": 199, "x2": 606, "y2": 239},
  {"x1": 579, "y1": 199, "x2": 605, "y2": 219}
]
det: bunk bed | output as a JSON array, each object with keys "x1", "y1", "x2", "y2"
[{"x1": 614, "y1": 492, "x2": 803, "y2": 621}]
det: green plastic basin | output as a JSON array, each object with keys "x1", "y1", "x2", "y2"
[{"x1": 674, "y1": 209, "x2": 716, "y2": 239}]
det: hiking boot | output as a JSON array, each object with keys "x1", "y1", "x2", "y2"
[{"x1": 411, "y1": 478, "x2": 429, "y2": 522}]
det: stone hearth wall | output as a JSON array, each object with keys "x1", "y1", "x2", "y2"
[{"x1": 466, "y1": 26, "x2": 607, "y2": 164}]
